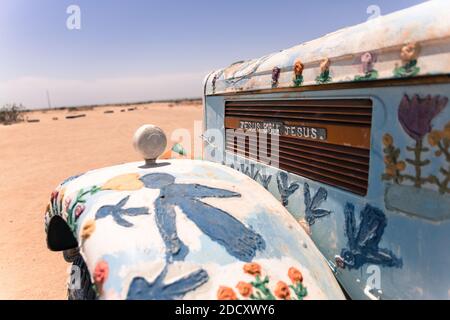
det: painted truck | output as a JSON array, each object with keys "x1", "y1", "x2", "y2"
[{"x1": 45, "y1": 0, "x2": 450, "y2": 299}]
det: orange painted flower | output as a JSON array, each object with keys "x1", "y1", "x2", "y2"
[
  {"x1": 236, "y1": 281, "x2": 253, "y2": 298},
  {"x1": 382, "y1": 133, "x2": 393, "y2": 147},
  {"x1": 428, "y1": 130, "x2": 442, "y2": 146},
  {"x1": 94, "y1": 260, "x2": 109, "y2": 285},
  {"x1": 288, "y1": 267, "x2": 303, "y2": 284},
  {"x1": 396, "y1": 161, "x2": 406, "y2": 171},
  {"x1": 385, "y1": 164, "x2": 396, "y2": 176},
  {"x1": 320, "y1": 58, "x2": 330, "y2": 73},
  {"x1": 81, "y1": 219, "x2": 96, "y2": 240},
  {"x1": 294, "y1": 59, "x2": 304, "y2": 76},
  {"x1": 400, "y1": 43, "x2": 420, "y2": 63},
  {"x1": 274, "y1": 281, "x2": 291, "y2": 300},
  {"x1": 243, "y1": 263, "x2": 261, "y2": 276},
  {"x1": 217, "y1": 286, "x2": 238, "y2": 300},
  {"x1": 444, "y1": 122, "x2": 450, "y2": 139}
]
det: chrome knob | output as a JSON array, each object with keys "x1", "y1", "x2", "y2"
[{"x1": 133, "y1": 124, "x2": 167, "y2": 164}]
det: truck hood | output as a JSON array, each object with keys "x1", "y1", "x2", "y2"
[{"x1": 45, "y1": 159, "x2": 344, "y2": 300}]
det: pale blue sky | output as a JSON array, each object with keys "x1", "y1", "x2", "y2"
[{"x1": 0, "y1": 0, "x2": 426, "y2": 108}]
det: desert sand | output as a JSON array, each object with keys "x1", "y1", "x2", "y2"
[{"x1": 0, "y1": 102, "x2": 203, "y2": 299}]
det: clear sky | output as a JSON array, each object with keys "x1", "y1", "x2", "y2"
[{"x1": 0, "y1": 0, "x2": 427, "y2": 109}]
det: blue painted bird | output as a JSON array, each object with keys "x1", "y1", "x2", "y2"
[
  {"x1": 303, "y1": 183, "x2": 331, "y2": 226},
  {"x1": 95, "y1": 195, "x2": 149, "y2": 227},
  {"x1": 339, "y1": 203, "x2": 402, "y2": 270},
  {"x1": 127, "y1": 265, "x2": 209, "y2": 300},
  {"x1": 139, "y1": 173, "x2": 266, "y2": 263},
  {"x1": 276, "y1": 172, "x2": 299, "y2": 206}
]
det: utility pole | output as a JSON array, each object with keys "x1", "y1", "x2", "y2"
[{"x1": 46, "y1": 90, "x2": 52, "y2": 109}]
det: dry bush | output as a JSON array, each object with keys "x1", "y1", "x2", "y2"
[{"x1": 0, "y1": 104, "x2": 24, "y2": 125}]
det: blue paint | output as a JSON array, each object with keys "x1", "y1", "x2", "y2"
[
  {"x1": 60, "y1": 173, "x2": 84, "y2": 186},
  {"x1": 140, "y1": 173, "x2": 266, "y2": 262},
  {"x1": 240, "y1": 163, "x2": 260, "y2": 180},
  {"x1": 259, "y1": 174, "x2": 272, "y2": 190},
  {"x1": 126, "y1": 265, "x2": 209, "y2": 300},
  {"x1": 304, "y1": 183, "x2": 331, "y2": 226},
  {"x1": 339, "y1": 203, "x2": 402, "y2": 270},
  {"x1": 276, "y1": 172, "x2": 300, "y2": 206},
  {"x1": 95, "y1": 195, "x2": 149, "y2": 227}
]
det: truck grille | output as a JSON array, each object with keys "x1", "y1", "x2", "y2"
[{"x1": 224, "y1": 99, "x2": 372, "y2": 196}]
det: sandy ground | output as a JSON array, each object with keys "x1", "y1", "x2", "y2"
[{"x1": 0, "y1": 102, "x2": 203, "y2": 299}]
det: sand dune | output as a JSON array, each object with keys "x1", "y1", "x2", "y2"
[{"x1": 0, "y1": 103, "x2": 203, "y2": 299}]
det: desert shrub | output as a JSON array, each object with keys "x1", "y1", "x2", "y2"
[{"x1": 0, "y1": 104, "x2": 24, "y2": 125}]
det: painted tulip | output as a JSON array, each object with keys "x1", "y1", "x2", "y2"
[
  {"x1": 398, "y1": 94, "x2": 448, "y2": 141},
  {"x1": 217, "y1": 286, "x2": 238, "y2": 300},
  {"x1": 74, "y1": 203, "x2": 85, "y2": 219},
  {"x1": 64, "y1": 197, "x2": 72, "y2": 212}
]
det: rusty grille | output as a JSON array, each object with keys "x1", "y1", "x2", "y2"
[{"x1": 224, "y1": 99, "x2": 373, "y2": 196}]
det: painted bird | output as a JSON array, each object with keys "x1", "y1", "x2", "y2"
[
  {"x1": 139, "y1": 173, "x2": 266, "y2": 263},
  {"x1": 95, "y1": 195, "x2": 149, "y2": 227}
]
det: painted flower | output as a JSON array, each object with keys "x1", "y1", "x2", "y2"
[
  {"x1": 236, "y1": 281, "x2": 253, "y2": 298},
  {"x1": 444, "y1": 122, "x2": 450, "y2": 139},
  {"x1": 400, "y1": 43, "x2": 420, "y2": 63},
  {"x1": 217, "y1": 286, "x2": 238, "y2": 300},
  {"x1": 74, "y1": 203, "x2": 85, "y2": 219},
  {"x1": 294, "y1": 59, "x2": 304, "y2": 76},
  {"x1": 64, "y1": 197, "x2": 72, "y2": 212},
  {"x1": 272, "y1": 67, "x2": 281, "y2": 86},
  {"x1": 428, "y1": 130, "x2": 442, "y2": 146},
  {"x1": 385, "y1": 164, "x2": 396, "y2": 176},
  {"x1": 81, "y1": 219, "x2": 96, "y2": 240},
  {"x1": 288, "y1": 267, "x2": 303, "y2": 284},
  {"x1": 101, "y1": 173, "x2": 144, "y2": 191},
  {"x1": 274, "y1": 281, "x2": 291, "y2": 300},
  {"x1": 243, "y1": 262, "x2": 261, "y2": 276},
  {"x1": 50, "y1": 190, "x2": 59, "y2": 202},
  {"x1": 319, "y1": 58, "x2": 330, "y2": 73},
  {"x1": 361, "y1": 52, "x2": 375, "y2": 74},
  {"x1": 396, "y1": 161, "x2": 406, "y2": 171},
  {"x1": 398, "y1": 94, "x2": 448, "y2": 141},
  {"x1": 94, "y1": 260, "x2": 109, "y2": 285},
  {"x1": 382, "y1": 133, "x2": 393, "y2": 147}
]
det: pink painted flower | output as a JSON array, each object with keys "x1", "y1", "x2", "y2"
[
  {"x1": 94, "y1": 260, "x2": 109, "y2": 285},
  {"x1": 50, "y1": 190, "x2": 59, "y2": 202},
  {"x1": 398, "y1": 94, "x2": 448, "y2": 141},
  {"x1": 74, "y1": 203, "x2": 85, "y2": 219},
  {"x1": 64, "y1": 197, "x2": 72, "y2": 212},
  {"x1": 361, "y1": 52, "x2": 375, "y2": 74}
]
